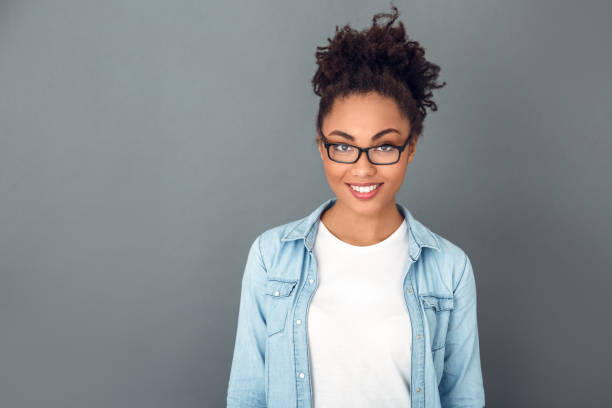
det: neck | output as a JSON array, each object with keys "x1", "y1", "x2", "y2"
[{"x1": 320, "y1": 199, "x2": 404, "y2": 246}]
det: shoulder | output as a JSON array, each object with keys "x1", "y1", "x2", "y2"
[
  {"x1": 253, "y1": 216, "x2": 307, "y2": 269},
  {"x1": 411, "y1": 216, "x2": 472, "y2": 293}
]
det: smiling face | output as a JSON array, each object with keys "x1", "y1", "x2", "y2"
[{"x1": 317, "y1": 91, "x2": 418, "y2": 217}]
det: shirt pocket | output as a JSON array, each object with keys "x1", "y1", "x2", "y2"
[
  {"x1": 419, "y1": 294, "x2": 454, "y2": 352},
  {"x1": 264, "y1": 279, "x2": 298, "y2": 336}
]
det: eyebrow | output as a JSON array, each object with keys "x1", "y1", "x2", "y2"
[{"x1": 327, "y1": 128, "x2": 401, "y2": 142}]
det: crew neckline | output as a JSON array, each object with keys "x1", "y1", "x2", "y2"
[{"x1": 317, "y1": 218, "x2": 408, "y2": 252}]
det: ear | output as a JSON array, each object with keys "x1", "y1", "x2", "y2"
[
  {"x1": 406, "y1": 136, "x2": 419, "y2": 163},
  {"x1": 317, "y1": 138, "x2": 324, "y2": 161}
]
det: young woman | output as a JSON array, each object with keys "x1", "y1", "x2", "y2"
[{"x1": 227, "y1": 6, "x2": 485, "y2": 408}]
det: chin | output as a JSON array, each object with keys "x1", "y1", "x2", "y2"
[{"x1": 341, "y1": 192, "x2": 388, "y2": 209}]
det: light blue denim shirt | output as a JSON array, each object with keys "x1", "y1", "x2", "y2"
[{"x1": 227, "y1": 197, "x2": 485, "y2": 407}]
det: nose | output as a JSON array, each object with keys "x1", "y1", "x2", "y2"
[{"x1": 351, "y1": 150, "x2": 376, "y2": 177}]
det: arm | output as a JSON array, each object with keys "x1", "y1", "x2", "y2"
[
  {"x1": 439, "y1": 254, "x2": 486, "y2": 407},
  {"x1": 227, "y1": 235, "x2": 268, "y2": 408}
]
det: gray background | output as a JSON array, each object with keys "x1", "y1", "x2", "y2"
[{"x1": 1, "y1": 0, "x2": 610, "y2": 407}]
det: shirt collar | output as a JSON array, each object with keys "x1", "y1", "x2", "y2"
[{"x1": 280, "y1": 197, "x2": 440, "y2": 261}]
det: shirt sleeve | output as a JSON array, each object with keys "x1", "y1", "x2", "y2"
[
  {"x1": 438, "y1": 253, "x2": 486, "y2": 407},
  {"x1": 226, "y1": 235, "x2": 269, "y2": 408}
]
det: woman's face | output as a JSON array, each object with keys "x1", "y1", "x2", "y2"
[{"x1": 317, "y1": 91, "x2": 418, "y2": 216}]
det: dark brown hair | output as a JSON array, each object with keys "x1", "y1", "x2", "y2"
[{"x1": 312, "y1": 3, "x2": 446, "y2": 145}]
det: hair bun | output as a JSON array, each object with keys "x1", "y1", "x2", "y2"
[{"x1": 311, "y1": 4, "x2": 446, "y2": 140}]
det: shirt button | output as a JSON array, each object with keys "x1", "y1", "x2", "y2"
[
  {"x1": 273, "y1": 290, "x2": 280, "y2": 296},
  {"x1": 309, "y1": 279, "x2": 314, "y2": 284},
  {"x1": 299, "y1": 373, "x2": 305, "y2": 379},
  {"x1": 417, "y1": 334, "x2": 422, "y2": 340},
  {"x1": 406, "y1": 288, "x2": 412, "y2": 293},
  {"x1": 416, "y1": 387, "x2": 422, "y2": 392},
  {"x1": 296, "y1": 319, "x2": 302, "y2": 325}
]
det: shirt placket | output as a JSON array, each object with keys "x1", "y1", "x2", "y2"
[
  {"x1": 293, "y1": 248, "x2": 317, "y2": 407},
  {"x1": 404, "y1": 257, "x2": 427, "y2": 408}
]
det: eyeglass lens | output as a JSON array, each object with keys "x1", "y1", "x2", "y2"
[{"x1": 328, "y1": 144, "x2": 400, "y2": 164}]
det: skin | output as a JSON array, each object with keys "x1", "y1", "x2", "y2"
[{"x1": 317, "y1": 91, "x2": 418, "y2": 246}]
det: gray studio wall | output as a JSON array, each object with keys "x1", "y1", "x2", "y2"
[{"x1": 1, "y1": 0, "x2": 610, "y2": 407}]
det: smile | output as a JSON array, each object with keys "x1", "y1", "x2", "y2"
[
  {"x1": 348, "y1": 183, "x2": 382, "y2": 193},
  {"x1": 345, "y1": 183, "x2": 383, "y2": 200}
]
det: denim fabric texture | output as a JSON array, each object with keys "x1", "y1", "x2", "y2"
[{"x1": 227, "y1": 197, "x2": 485, "y2": 407}]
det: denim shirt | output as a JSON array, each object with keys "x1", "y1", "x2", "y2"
[{"x1": 227, "y1": 197, "x2": 485, "y2": 407}]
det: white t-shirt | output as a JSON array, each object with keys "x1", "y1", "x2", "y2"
[{"x1": 308, "y1": 217, "x2": 413, "y2": 408}]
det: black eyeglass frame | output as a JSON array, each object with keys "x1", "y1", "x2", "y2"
[{"x1": 318, "y1": 129, "x2": 412, "y2": 165}]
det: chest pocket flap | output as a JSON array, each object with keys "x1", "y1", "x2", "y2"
[
  {"x1": 419, "y1": 294, "x2": 454, "y2": 352},
  {"x1": 264, "y1": 279, "x2": 298, "y2": 297},
  {"x1": 264, "y1": 279, "x2": 298, "y2": 336},
  {"x1": 420, "y1": 295, "x2": 454, "y2": 312}
]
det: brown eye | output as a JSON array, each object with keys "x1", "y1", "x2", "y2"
[
  {"x1": 375, "y1": 144, "x2": 395, "y2": 152},
  {"x1": 333, "y1": 144, "x2": 354, "y2": 152}
]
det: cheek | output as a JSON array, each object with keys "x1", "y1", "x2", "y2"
[
  {"x1": 323, "y1": 161, "x2": 345, "y2": 181},
  {"x1": 382, "y1": 166, "x2": 407, "y2": 185}
]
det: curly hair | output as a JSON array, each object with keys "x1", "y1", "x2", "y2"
[{"x1": 311, "y1": 3, "x2": 446, "y2": 145}]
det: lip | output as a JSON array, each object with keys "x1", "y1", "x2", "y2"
[
  {"x1": 345, "y1": 182, "x2": 384, "y2": 186},
  {"x1": 345, "y1": 182, "x2": 383, "y2": 200}
]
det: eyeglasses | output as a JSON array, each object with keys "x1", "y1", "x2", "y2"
[{"x1": 319, "y1": 129, "x2": 411, "y2": 165}]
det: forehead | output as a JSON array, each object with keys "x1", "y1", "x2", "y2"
[{"x1": 324, "y1": 92, "x2": 411, "y2": 137}]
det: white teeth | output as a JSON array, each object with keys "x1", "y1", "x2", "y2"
[{"x1": 350, "y1": 184, "x2": 380, "y2": 193}]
